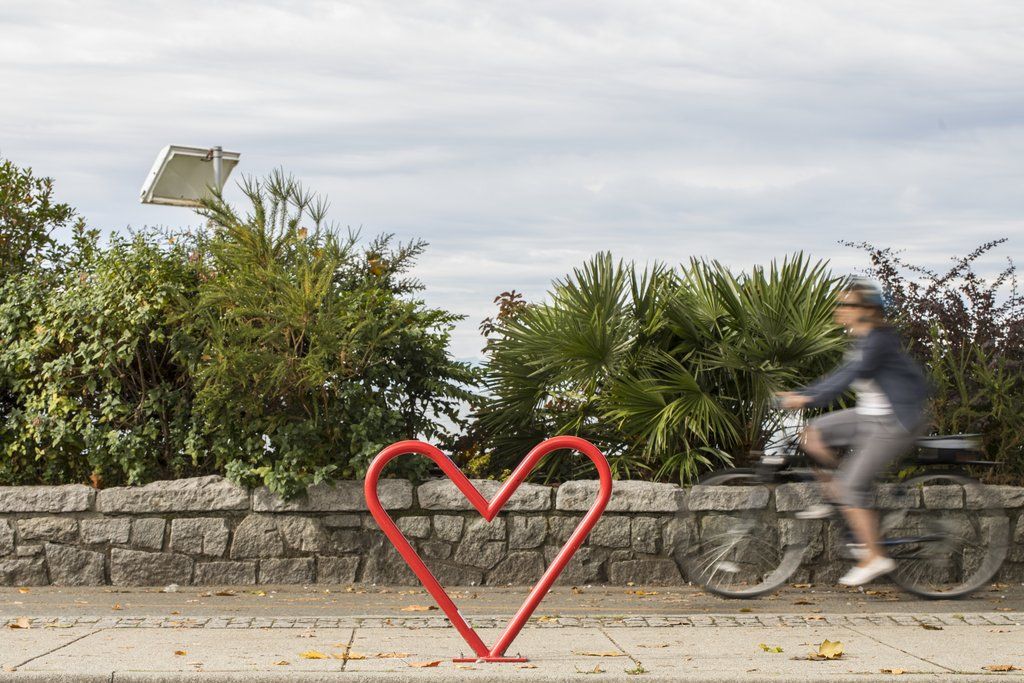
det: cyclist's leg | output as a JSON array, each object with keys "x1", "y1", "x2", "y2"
[
  {"x1": 801, "y1": 409, "x2": 858, "y2": 505},
  {"x1": 835, "y1": 415, "x2": 917, "y2": 564}
]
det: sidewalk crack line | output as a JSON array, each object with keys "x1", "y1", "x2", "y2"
[
  {"x1": 9, "y1": 627, "x2": 109, "y2": 671},
  {"x1": 843, "y1": 623, "x2": 956, "y2": 673}
]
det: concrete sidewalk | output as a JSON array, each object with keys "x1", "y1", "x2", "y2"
[{"x1": 3, "y1": 586, "x2": 1023, "y2": 681}]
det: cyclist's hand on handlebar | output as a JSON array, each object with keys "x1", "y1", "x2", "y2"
[{"x1": 773, "y1": 391, "x2": 811, "y2": 410}]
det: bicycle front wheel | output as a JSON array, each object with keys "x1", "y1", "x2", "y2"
[
  {"x1": 680, "y1": 471, "x2": 805, "y2": 599},
  {"x1": 884, "y1": 473, "x2": 1009, "y2": 599}
]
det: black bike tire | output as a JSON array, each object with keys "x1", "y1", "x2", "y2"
[
  {"x1": 887, "y1": 473, "x2": 1009, "y2": 600},
  {"x1": 684, "y1": 470, "x2": 805, "y2": 599}
]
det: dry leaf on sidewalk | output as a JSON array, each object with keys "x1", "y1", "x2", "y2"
[
  {"x1": 880, "y1": 668, "x2": 906, "y2": 675},
  {"x1": 213, "y1": 590, "x2": 237, "y2": 597},
  {"x1": 637, "y1": 643, "x2": 669, "y2": 649},
  {"x1": 576, "y1": 665, "x2": 606, "y2": 674},
  {"x1": 518, "y1": 664, "x2": 538, "y2": 669},
  {"x1": 759, "y1": 643, "x2": 783, "y2": 653},
  {"x1": 274, "y1": 661, "x2": 289, "y2": 666},
  {"x1": 17, "y1": 588, "x2": 29, "y2": 594},
  {"x1": 299, "y1": 651, "x2": 329, "y2": 659},
  {"x1": 803, "y1": 639, "x2": 844, "y2": 660},
  {"x1": 400, "y1": 605, "x2": 437, "y2": 612},
  {"x1": 375, "y1": 652, "x2": 412, "y2": 658},
  {"x1": 455, "y1": 665, "x2": 476, "y2": 670},
  {"x1": 333, "y1": 652, "x2": 366, "y2": 660},
  {"x1": 982, "y1": 664, "x2": 1020, "y2": 672},
  {"x1": 9, "y1": 617, "x2": 31, "y2": 629},
  {"x1": 575, "y1": 651, "x2": 625, "y2": 657},
  {"x1": 409, "y1": 660, "x2": 442, "y2": 668},
  {"x1": 920, "y1": 624, "x2": 943, "y2": 631},
  {"x1": 626, "y1": 590, "x2": 658, "y2": 596},
  {"x1": 174, "y1": 650, "x2": 187, "y2": 656},
  {"x1": 111, "y1": 604, "x2": 122, "y2": 611}
]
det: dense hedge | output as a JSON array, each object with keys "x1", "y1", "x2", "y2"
[
  {"x1": 3, "y1": 159, "x2": 1021, "y2": 491},
  {"x1": 463, "y1": 246, "x2": 1024, "y2": 484},
  {"x1": 0, "y1": 163, "x2": 475, "y2": 496}
]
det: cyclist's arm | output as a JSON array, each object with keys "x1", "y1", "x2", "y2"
[{"x1": 796, "y1": 331, "x2": 886, "y2": 408}]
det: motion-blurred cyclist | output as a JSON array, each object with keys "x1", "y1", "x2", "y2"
[{"x1": 775, "y1": 278, "x2": 930, "y2": 587}]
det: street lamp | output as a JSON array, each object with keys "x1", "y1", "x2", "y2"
[{"x1": 139, "y1": 145, "x2": 240, "y2": 207}]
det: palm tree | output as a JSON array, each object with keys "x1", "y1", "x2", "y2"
[{"x1": 475, "y1": 252, "x2": 843, "y2": 483}]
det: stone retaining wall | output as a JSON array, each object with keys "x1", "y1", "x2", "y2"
[{"x1": 0, "y1": 476, "x2": 1021, "y2": 586}]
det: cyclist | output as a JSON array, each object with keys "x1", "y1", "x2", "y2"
[{"x1": 774, "y1": 277, "x2": 930, "y2": 587}]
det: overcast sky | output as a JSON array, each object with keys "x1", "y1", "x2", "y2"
[{"x1": 3, "y1": 0, "x2": 1023, "y2": 359}]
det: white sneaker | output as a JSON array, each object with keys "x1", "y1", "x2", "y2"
[
  {"x1": 838, "y1": 556, "x2": 896, "y2": 587},
  {"x1": 795, "y1": 503, "x2": 834, "y2": 520}
]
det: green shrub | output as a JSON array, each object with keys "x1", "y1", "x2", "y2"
[
  {"x1": 0, "y1": 227, "x2": 202, "y2": 485},
  {"x1": 0, "y1": 162, "x2": 477, "y2": 494},
  {"x1": 470, "y1": 253, "x2": 844, "y2": 483},
  {"x1": 188, "y1": 171, "x2": 477, "y2": 497}
]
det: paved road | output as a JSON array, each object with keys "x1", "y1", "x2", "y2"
[{"x1": 3, "y1": 585, "x2": 1023, "y2": 681}]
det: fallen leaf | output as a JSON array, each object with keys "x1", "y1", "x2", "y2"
[
  {"x1": 637, "y1": 643, "x2": 669, "y2": 649},
  {"x1": 400, "y1": 605, "x2": 437, "y2": 612},
  {"x1": 300, "y1": 651, "x2": 329, "y2": 660},
  {"x1": 804, "y1": 639, "x2": 844, "y2": 660},
  {"x1": 626, "y1": 590, "x2": 658, "y2": 596},
  {"x1": 518, "y1": 664, "x2": 538, "y2": 669},
  {"x1": 920, "y1": 624, "x2": 943, "y2": 631},
  {"x1": 174, "y1": 650, "x2": 187, "y2": 656},
  {"x1": 375, "y1": 652, "x2": 412, "y2": 658},
  {"x1": 409, "y1": 660, "x2": 442, "y2": 668},
  {"x1": 274, "y1": 660, "x2": 289, "y2": 666},
  {"x1": 169, "y1": 611, "x2": 180, "y2": 616},
  {"x1": 537, "y1": 615, "x2": 559, "y2": 623},
  {"x1": 880, "y1": 668, "x2": 905, "y2": 675},
  {"x1": 577, "y1": 665, "x2": 605, "y2": 674},
  {"x1": 111, "y1": 603, "x2": 122, "y2": 611},
  {"x1": 995, "y1": 607, "x2": 1014, "y2": 612},
  {"x1": 213, "y1": 590, "x2": 236, "y2": 597},
  {"x1": 982, "y1": 664, "x2": 1020, "y2": 672},
  {"x1": 791, "y1": 583, "x2": 813, "y2": 588},
  {"x1": 333, "y1": 652, "x2": 366, "y2": 660},
  {"x1": 17, "y1": 588, "x2": 29, "y2": 594},
  {"x1": 574, "y1": 651, "x2": 625, "y2": 657},
  {"x1": 739, "y1": 607, "x2": 753, "y2": 613},
  {"x1": 759, "y1": 643, "x2": 783, "y2": 653},
  {"x1": 252, "y1": 591, "x2": 267, "y2": 597},
  {"x1": 9, "y1": 617, "x2": 31, "y2": 629},
  {"x1": 793, "y1": 600, "x2": 815, "y2": 606},
  {"x1": 455, "y1": 665, "x2": 476, "y2": 670}
]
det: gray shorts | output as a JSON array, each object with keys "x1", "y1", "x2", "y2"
[{"x1": 807, "y1": 409, "x2": 921, "y2": 508}]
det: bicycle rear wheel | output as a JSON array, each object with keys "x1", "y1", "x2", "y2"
[
  {"x1": 681, "y1": 471, "x2": 805, "y2": 599},
  {"x1": 883, "y1": 473, "x2": 1009, "y2": 599}
]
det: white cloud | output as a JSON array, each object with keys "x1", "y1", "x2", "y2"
[{"x1": 2, "y1": 0, "x2": 1022, "y2": 359}]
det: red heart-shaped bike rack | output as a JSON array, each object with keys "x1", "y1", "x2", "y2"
[{"x1": 364, "y1": 436, "x2": 612, "y2": 662}]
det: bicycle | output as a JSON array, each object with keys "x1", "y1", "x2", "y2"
[{"x1": 681, "y1": 425, "x2": 1010, "y2": 599}]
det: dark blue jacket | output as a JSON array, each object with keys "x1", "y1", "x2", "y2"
[{"x1": 797, "y1": 327, "x2": 930, "y2": 431}]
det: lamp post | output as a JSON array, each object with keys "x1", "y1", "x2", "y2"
[{"x1": 139, "y1": 145, "x2": 240, "y2": 207}]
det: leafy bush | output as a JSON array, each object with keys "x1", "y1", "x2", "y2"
[
  {"x1": 187, "y1": 172, "x2": 477, "y2": 497},
  {"x1": 0, "y1": 162, "x2": 477, "y2": 494},
  {"x1": 0, "y1": 227, "x2": 202, "y2": 485},
  {"x1": 847, "y1": 239, "x2": 1024, "y2": 481},
  {"x1": 469, "y1": 253, "x2": 844, "y2": 483}
]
